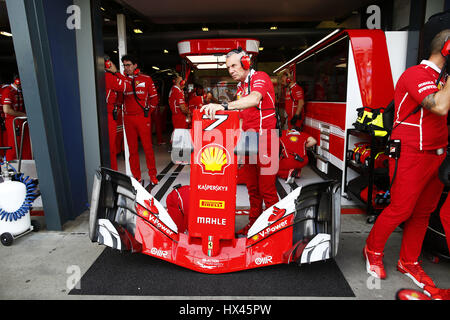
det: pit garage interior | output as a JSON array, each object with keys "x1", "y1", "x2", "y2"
[{"x1": 0, "y1": 0, "x2": 449, "y2": 302}]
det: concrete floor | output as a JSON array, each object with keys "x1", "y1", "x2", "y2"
[
  {"x1": 1, "y1": 204, "x2": 449, "y2": 300},
  {"x1": 1, "y1": 143, "x2": 449, "y2": 300}
]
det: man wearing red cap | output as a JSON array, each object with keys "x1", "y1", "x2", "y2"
[
  {"x1": 105, "y1": 60, "x2": 127, "y2": 170},
  {"x1": 280, "y1": 72, "x2": 305, "y2": 130},
  {"x1": 1, "y1": 75, "x2": 32, "y2": 161},
  {"x1": 169, "y1": 75, "x2": 189, "y2": 130},
  {"x1": 0, "y1": 82, "x2": 9, "y2": 157}
]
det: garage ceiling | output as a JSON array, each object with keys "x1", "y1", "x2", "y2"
[
  {"x1": 0, "y1": 0, "x2": 374, "y2": 79},
  {"x1": 115, "y1": 0, "x2": 373, "y2": 24},
  {"x1": 102, "y1": 0, "x2": 374, "y2": 74}
]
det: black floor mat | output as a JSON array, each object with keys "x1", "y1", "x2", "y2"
[{"x1": 69, "y1": 248, "x2": 355, "y2": 297}]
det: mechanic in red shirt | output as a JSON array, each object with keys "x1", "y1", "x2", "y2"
[
  {"x1": 0, "y1": 83, "x2": 9, "y2": 157},
  {"x1": 1, "y1": 76, "x2": 32, "y2": 161},
  {"x1": 364, "y1": 30, "x2": 450, "y2": 290},
  {"x1": 188, "y1": 84, "x2": 204, "y2": 116},
  {"x1": 169, "y1": 75, "x2": 189, "y2": 130},
  {"x1": 108, "y1": 55, "x2": 159, "y2": 185},
  {"x1": 105, "y1": 60, "x2": 127, "y2": 170},
  {"x1": 278, "y1": 129, "x2": 316, "y2": 180},
  {"x1": 280, "y1": 72, "x2": 305, "y2": 130},
  {"x1": 201, "y1": 47, "x2": 279, "y2": 235}
]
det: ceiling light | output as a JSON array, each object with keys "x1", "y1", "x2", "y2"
[
  {"x1": 186, "y1": 55, "x2": 226, "y2": 64},
  {"x1": 0, "y1": 31, "x2": 12, "y2": 37},
  {"x1": 164, "y1": 49, "x2": 169, "y2": 54},
  {"x1": 133, "y1": 29, "x2": 143, "y2": 34},
  {"x1": 259, "y1": 47, "x2": 264, "y2": 51},
  {"x1": 202, "y1": 27, "x2": 209, "y2": 32},
  {"x1": 152, "y1": 66, "x2": 160, "y2": 70},
  {"x1": 100, "y1": 7, "x2": 106, "y2": 11},
  {"x1": 113, "y1": 50, "x2": 117, "y2": 53},
  {"x1": 196, "y1": 64, "x2": 227, "y2": 70},
  {"x1": 270, "y1": 26, "x2": 277, "y2": 30}
]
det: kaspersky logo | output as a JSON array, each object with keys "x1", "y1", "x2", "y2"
[{"x1": 198, "y1": 143, "x2": 230, "y2": 175}]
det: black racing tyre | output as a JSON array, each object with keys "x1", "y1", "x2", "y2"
[
  {"x1": 1, "y1": 233, "x2": 13, "y2": 246},
  {"x1": 31, "y1": 220, "x2": 41, "y2": 232}
]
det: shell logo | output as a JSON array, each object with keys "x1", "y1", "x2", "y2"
[
  {"x1": 289, "y1": 136, "x2": 298, "y2": 143},
  {"x1": 198, "y1": 144, "x2": 230, "y2": 175}
]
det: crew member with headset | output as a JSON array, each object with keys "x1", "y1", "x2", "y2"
[
  {"x1": 0, "y1": 82, "x2": 9, "y2": 157},
  {"x1": 106, "y1": 55, "x2": 159, "y2": 185},
  {"x1": 104, "y1": 56, "x2": 126, "y2": 170},
  {"x1": 281, "y1": 71, "x2": 305, "y2": 130},
  {"x1": 201, "y1": 47, "x2": 279, "y2": 236},
  {"x1": 1, "y1": 75, "x2": 32, "y2": 161},
  {"x1": 364, "y1": 30, "x2": 450, "y2": 290}
]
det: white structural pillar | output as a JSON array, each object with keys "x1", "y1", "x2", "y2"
[
  {"x1": 117, "y1": 13, "x2": 127, "y2": 74},
  {"x1": 116, "y1": 13, "x2": 131, "y2": 176}
]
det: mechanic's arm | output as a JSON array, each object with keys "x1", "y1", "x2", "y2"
[
  {"x1": 200, "y1": 91, "x2": 262, "y2": 119},
  {"x1": 3, "y1": 104, "x2": 26, "y2": 118},
  {"x1": 422, "y1": 80, "x2": 450, "y2": 116},
  {"x1": 305, "y1": 136, "x2": 317, "y2": 148},
  {"x1": 179, "y1": 101, "x2": 190, "y2": 116},
  {"x1": 148, "y1": 81, "x2": 159, "y2": 110},
  {"x1": 107, "y1": 62, "x2": 128, "y2": 92},
  {"x1": 295, "y1": 99, "x2": 304, "y2": 116}
]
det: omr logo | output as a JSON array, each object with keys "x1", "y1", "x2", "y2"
[{"x1": 198, "y1": 143, "x2": 230, "y2": 175}]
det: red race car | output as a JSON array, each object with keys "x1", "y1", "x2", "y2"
[{"x1": 88, "y1": 110, "x2": 341, "y2": 274}]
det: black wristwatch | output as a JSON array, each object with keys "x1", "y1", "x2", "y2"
[{"x1": 221, "y1": 101, "x2": 229, "y2": 110}]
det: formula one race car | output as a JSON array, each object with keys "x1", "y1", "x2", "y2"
[{"x1": 88, "y1": 110, "x2": 341, "y2": 273}]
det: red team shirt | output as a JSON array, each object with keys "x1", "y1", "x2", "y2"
[
  {"x1": 169, "y1": 85, "x2": 187, "y2": 128},
  {"x1": 0, "y1": 84, "x2": 9, "y2": 119},
  {"x1": 116, "y1": 73, "x2": 158, "y2": 116},
  {"x1": 188, "y1": 95, "x2": 203, "y2": 114},
  {"x1": 105, "y1": 71, "x2": 127, "y2": 112},
  {"x1": 392, "y1": 60, "x2": 447, "y2": 151},
  {"x1": 237, "y1": 70, "x2": 277, "y2": 131},
  {"x1": 284, "y1": 83, "x2": 304, "y2": 120},
  {"x1": 1, "y1": 84, "x2": 25, "y2": 118}
]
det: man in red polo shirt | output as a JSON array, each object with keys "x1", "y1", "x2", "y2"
[
  {"x1": 0, "y1": 83, "x2": 9, "y2": 157},
  {"x1": 108, "y1": 55, "x2": 159, "y2": 184},
  {"x1": 169, "y1": 75, "x2": 189, "y2": 130},
  {"x1": 1, "y1": 76, "x2": 32, "y2": 161},
  {"x1": 105, "y1": 63, "x2": 128, "y2": 170},
  {"x1": 281, "y1": 72, "x2": 305, "y2": 130},
  {"x1": 201, "y1": 47, "x2": 279, "y2": 235},
  {"x1": 364, "y1": 30, "x2": 450, "y2": 290},
  {"x1": 188, "y1": 84, "x2": 204, "y2": 117}
]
